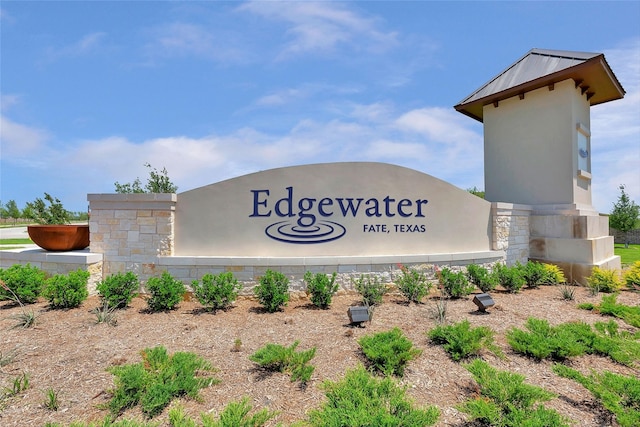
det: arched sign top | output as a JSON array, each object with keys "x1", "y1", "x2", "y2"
[{"x1": 175, "y1": 162, "x2": 492, "y2": 257}]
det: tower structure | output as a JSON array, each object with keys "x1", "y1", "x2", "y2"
[{"x1": 455, "y1": 49, "x2": 625, "y2": 282}]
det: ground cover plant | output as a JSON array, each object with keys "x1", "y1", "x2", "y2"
[
  {"x1": 427, "y1": 319, "x2": 502, "y2": 361},
  {"x1": 1, "y1": 282, "x2": 639, "y2": 426},
  {"x1": 307, "y1": 365, "x2": 440, "y2": 426},
  {"x1": 358, "y1": 327, "x2": 421, "y2": 377},
  {"x1": 578, "y1": 293, "x2": 640, "y2": 328},
  {"x1": 459, "y1": 359, "x2": 570, "y2": 427},
  {"x1": 145, "y1": 272, "x2": 186, "y2": 311},
  {"x1": 0, "y1": 263, "x2": 46, "y2": 304},
  {"x1": 249, "y1": 341, "x2": 316, "y2": 384},
  {"x1": 507, "y1": 317, "x2": 640, "y2": 366},
  {"x1": 192, "y1": 272, "x2": 241, "y2": 312},
  {"x1": 394, "y1": 264, "x2": 432, "y2": 303},
  {"x1": 304, "y1": 271, "x2": 338, "y2": 309},
  {"x1": 552, "y1": 364, "x2": 640, "y2": 427},
  {"x1": 43, "y1": 269, "x2": 90, "y2": 309},
  {"x1": 106, "y1": 346, "x2": 219, "y2": 419},
  {"x1": 168, "y1": 398, "x2": 278, "y2": 427},
  {"x1": 254, "y1": 269, "x2": 289, "y2": 312},
  {"x1": 97, "y1": 272, "x2": 140, "y2": 309}
]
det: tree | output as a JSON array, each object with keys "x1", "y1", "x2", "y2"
[
  {"x1": 467, "y1": 186, "x2": 485, "y2": 199},
  {"x1": 609, "y1": 184, "x2": 640, "y2": 248},
  {"x1": 5, "y1": 200, "x2": 22, "y2": 224},
  {"x1": 114, "y1": 163, "x2": 178, "y2": 194}
]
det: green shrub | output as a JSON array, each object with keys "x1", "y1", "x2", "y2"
[
  {"x1": 521, "y1": 261, "x2": 550, "y2": 288},
  {"x1": 169, "y1": 398, "x2": 278, "y2": 427},
  {"x1": 494, "y1": 263, "x2": 525, "y2": 293},
  {"x1": 553, "y1": 364, "x2": 640, "y2": 427},
  {"x1": 507, "y1": 317, "x2": 640, "y2": 365},
  {"x1": 358, "y1": 327, "x2": 421, "y2": 377},
  {"x1": 107, "y1": 346, "x2": 219, "y2": 418},
  {"x1": 623, "y1": 261, "x2": 640, "y2": 291},
  {"x1": 437, "y1": 267, "x2": 474, "y2": 298},
  {"x1": 459, "y1": 359, "x2": 569, "y2": 427},
  {"x1": 428, "y1": 320, "x2": 502, "y2": 361},
  {"x1": 394, "y1": 264, "x2": 432, "y2": 303},
  {"x1": 597, "y1": 294, "x2": 640, "y2": 328},
  {"x1": 249, "y1": 341, "x2": 316, "y2": 384},
  {"x1": 192, "y1": 272, "x2": 241, "y2": 312},
  {"x1": 586, "y1": 266, "x2": 623, "y2": 293},
  {"x1": 97, "y1": 271, "x2": 139, "y2": 309},
  {"x1": 307, "y1": 365, "x2": 440, "y2": 426},
  {"x1": 353, "y1": 274, "x2": 388, "y2": 306},
  {"x1": 0, "y1": 263, "x2": 46, "y2": 304},
  {"x1": 465, "y1": 264, "x2": 497, "y2": 292},
  {"x1": 253, "y1": 269, "x2": 289, "y2": 313},
  {"x1": 43, "y1": 269, "x2": 89, "y2": 309},
  {"x1": 542, "y1": 263, "x2": 566, "y2": 285},
  {"x1": 145, "y1": 272, "x2": 185, "y2": 312},
  {"x1": 304, "y1": 271, "x2": 338, "y2": 309},
  {"x1": 507, "y1": 318, "x2": 592, "y2": 360}
]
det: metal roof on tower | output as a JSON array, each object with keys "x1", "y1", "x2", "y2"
[{"x1": 454, "y1": 48, "x2": 625, "y2": 122}]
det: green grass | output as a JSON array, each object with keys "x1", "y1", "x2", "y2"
[
  {"x1": 0, "y1": 238, "x2": 33, "y2": 245},
  {"x1": 615, "y1": 244, "x2": 640, "y2": 266}
]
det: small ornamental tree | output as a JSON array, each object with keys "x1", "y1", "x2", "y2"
[
  {"x1": 114, "y1": 163, "x2": 178, "y2": 194},
  {"x1": 609, "y1": 184, "x2": 640, "y2": 248}
]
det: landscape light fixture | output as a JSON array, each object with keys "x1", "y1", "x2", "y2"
[
  {"x1": 473, "y1": 293, "x2": 495, "y2": 313},
  {"x1": 347, "y1": 306, "x2": 370, "y2": 325}
]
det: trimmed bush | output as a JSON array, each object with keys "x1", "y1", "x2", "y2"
[
  {"x1": 494, "y1": 263, "x2": 525, "y2": 293},
  {"x1": 97, "y1": 271, "x2": 139, "y2": 309},
  {"x1": 465, "y1": 264, "x2": 497, "y2": 293},
  {"x1": 304, "y1": 271, "x2": 338, "y2": 309},
  {"x1": 395, "y1": 264, "x2": 432, "y2": 303},
  {"x1": 353, "y1": 274, "x2": 388, "y2": 306},
  {"x1": 254, "y1": 269, "x2": 289, "y2": 313},
  {"x1": 623, "y1": 261, "x2": 640, "y2": 291},
  {"x1": 192, "y1": 272, "x2": 241, "y2": 312},
  {"x1": 145, "y1": 272, "x2": 185, "y2": 311},
  {"x1": 521, "y1": 261, "x2": 549, "y2": 288},
  {"x1": 586, "y1": 267, "x2": 623, "y2": 293},
  {"x1": 307, "y1": 366, "x2": 440, "y2": 426},
  {"x1": 0, "y1": 263, "x2": 46, "y2": 304},
  {"x1": 43, "y1": 269, "x2": 89, "y2": 309},
  {"x1": 358, "y1": 327, "x2": 422, "y2": 377},
  {"x1": 542, "y1": 263, "x2": 566, "y2": 285},
  {"x1": 437, "y1": 267, "x2": 474, "y2": 298}
]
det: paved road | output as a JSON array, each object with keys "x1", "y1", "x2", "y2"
[{"x1": 0, "y1": 226, "x2": 31, "y2": 240}]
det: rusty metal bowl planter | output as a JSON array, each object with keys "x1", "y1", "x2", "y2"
[{"x1": 27, "y1": 224, "x2": 90, "y2": 251}]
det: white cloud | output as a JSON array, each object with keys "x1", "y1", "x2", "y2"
[
  {"x1": 143, "y1": 22, "x2": 249, "y2": 64},
  {"x1": 238, "y1": 1, "x2": 398, "y2": 59},
  {"x1": 0, "y1": 115, "x2": 49, "y2": 157},
  {"x1": 44, "y1": 32, "x2": 107, "y2": 61}
]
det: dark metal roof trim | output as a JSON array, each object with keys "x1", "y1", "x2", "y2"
[{"x1": 454, "y1": 49, "x2": 625, "y2": 122}]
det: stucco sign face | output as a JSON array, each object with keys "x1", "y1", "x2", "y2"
[
  {"x1": 175, "y1": 162, "x2": 492, "y2": 257},
  {"x1": 249, "y1": 186, "x2": 429, "y2": 244}
]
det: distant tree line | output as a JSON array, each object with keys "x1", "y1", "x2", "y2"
[{"x1": 0, "y1": 199, "x2": 88, "y2": 224}]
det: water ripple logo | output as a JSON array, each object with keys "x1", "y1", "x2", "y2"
[{"x1": 265, "y1": 220, "x2": 346, "y2": 244}]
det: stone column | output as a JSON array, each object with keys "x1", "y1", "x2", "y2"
[
  {"x1": 87, "y1": 194, "x2": 176, "y2": 282},
  {"x1": 491, "y1": 203, "x2": 532, "y2": 265}
]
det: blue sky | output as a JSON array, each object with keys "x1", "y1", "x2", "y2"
[{"x1": 1, "y1": 1, "x2": 639, "y2": 213}]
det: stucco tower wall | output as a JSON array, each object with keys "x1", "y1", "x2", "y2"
[{"x1": 483, "y1": 79, "x2": 592, "y2": 208}]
